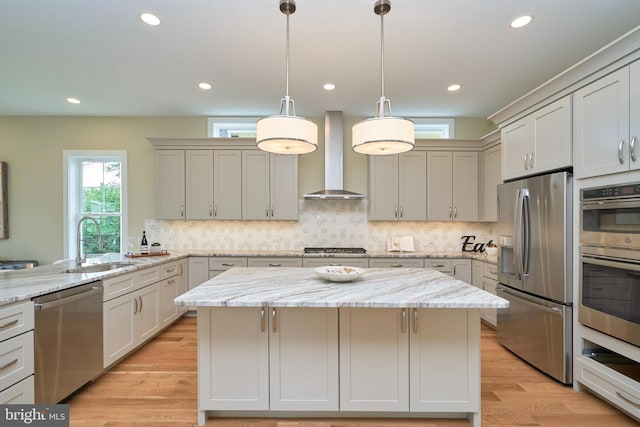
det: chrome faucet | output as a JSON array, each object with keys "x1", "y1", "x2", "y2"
[{"x1": 76, "y1": 216, "x2": 104, "y2": 265}]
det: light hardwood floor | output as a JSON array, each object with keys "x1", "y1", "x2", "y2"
[{"x1": 67, "y1": 316, "x2": 638, "y2": 427}]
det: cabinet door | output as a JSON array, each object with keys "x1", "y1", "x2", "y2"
[
  {"x1": 427, "y1": 152, "x2": 453, "y2": 221},
  {"x1": 198, "y1": 308, "x2": 269, "y2": 411},
  {"x1": 398, "y1": 151, "x2": 427, "y2": 220},
  {"x1": 188, "y1": 257, "x2": 209, "y2": 290},
  {"x1": 482, "y1": 278, "x2": 498, "y2": 328},
  {"x1": 136, "y1": 285, "x2": 160, "y2": 344},
  {"x1": 480, "y1": 145, "x2": 501, "y2": 222},
  {"x1": 270, "y1": 154, "x2": 299, "y2": 220},
  {"x1": 452, "y1": 152, "x2": 478, "y2": 221},
  {"x1": 501, "y1": 119, "x2": 531, "y2": 181},
  {"x1": 269, "y1": 308, "x2": 339, "y2": 411},
  {"x1": 368, "y1": 155, "x2": 399, "y2": 220},
  {"x1": 531, "y1": 96, "x2": 572, "y2": 174},
  {"x1": 452, "y1": 259, "x2": 472, "y2": 283},
  {"x1": 339, "y1": 308, "x2": 409, "y2": 411},
  {"x1": 631, "y1": 60, "x2": 640, "y2": 170},
  {"x1": 213, "y1": 150, "x2": 242, "y2": 219},
  {"x1": 103, "y1": 294, "x2": 136, "y2": 368},
  {"x1": 242, "y1": 151, "x2": 271, "y2": 220},
  {"x1": 155, "y1": 150, "x2": 185, "y2": 219},
  {"x1": 573, "y1": 67, "x2": 630, "y2": 178},
  {"x1": 159, "y1": 277, "x2": 180, "y2": 327},
  {"x1": 471, "y1": 260, "x2": 484, "y2": 289},
  {"x1": 410, "y1": 309, "x2": 480, "y2": 412},
  {"x1": 185, "y1": 150, "x2": 214, "y2": 219}
]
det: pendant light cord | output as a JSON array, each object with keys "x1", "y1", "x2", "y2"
[
  {"x1": 380, "y1": 9, "x2": 385, "y2": 100},
  {"x1": 285, "y1": 11, "x2": 290, "y2": 100}
]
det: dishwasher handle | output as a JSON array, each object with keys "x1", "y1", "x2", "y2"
[{"x1": 35, "y1": 286, "x2": 102, "y2": 311}]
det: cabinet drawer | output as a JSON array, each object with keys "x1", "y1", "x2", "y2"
[
  {"x1": 160, "y1": 261, "x2": 180, "y2": 280},
  {"x1": 209, "y1": 257, "x2": 248, "y2": 270},
  {"x1": 0, "y1": 331, "x2": 34, "y2": 392},
  {"x1": 302, "y1": 258, "x2": 369, "y2": 268},
  {"x1": 0, "y1": 301, "x2": 34, "y2": 343},
  {"x1": 369, "y1": 258, "x2": 424, "y2": 268},
  {"x1": 0, "y1": 375, "x2": 34, "y2": 404},
  {"x1": 138, "y1": 266, "x2": 161, "y2": 287},
  {"x1": 576, "y1": 355, "x2": 640, "y2": 419},
  {"x1": 247, "y1": 258, "x2": 302, "y2": 268},
  {"x1": 483, "y1": 262, "x2": 498, "y2": 280},
  {"x1": 425, "y1": 259, "x2": 452, "y2": 273},
  {"x1": 103, "y1": 271, "x2": 137, "y2": 301}
]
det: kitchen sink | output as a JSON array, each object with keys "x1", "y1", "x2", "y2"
[{"x1": 64, "y1": 262, "x2": 135, "y2": 274}]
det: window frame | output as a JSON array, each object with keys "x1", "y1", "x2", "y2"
[{"x1": 63, "y1": 150, "x2": 128, "y2": 260}]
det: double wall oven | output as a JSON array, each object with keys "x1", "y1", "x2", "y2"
[{"x1": 580, "y1": 182, "x2": 640, "y2": 348}]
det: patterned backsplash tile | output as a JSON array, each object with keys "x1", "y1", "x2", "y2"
[{"x1": 145, "y1": 200, "x2": 496, "y2": 251}]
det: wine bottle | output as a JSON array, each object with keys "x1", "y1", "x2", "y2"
[{"x1": 140, "y1": 231, "x2": 149, "y2": 254}]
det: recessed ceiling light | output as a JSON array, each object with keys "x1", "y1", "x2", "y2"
[
  {"x1": 66, "y1": 97, "x2": 80, "y2": 104},
  {"x1": 140, "y1": 12, "x2": 161, "y2": 26},
  {"x1": 510, "y1": 15, "x2": 532, "y2": 29},
  {"x1": 198, "y1": 82, "x2": 212, "y2": 90},
  {"x1": 447, "y1": 84, "x2": 461, "y2": 92},
  {"x1": 323, "y1": 83, "x2": 336, "y2": 91}
]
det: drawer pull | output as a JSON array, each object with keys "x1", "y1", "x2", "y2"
[
  {"x1": 616, "y1": 390, "x2": 640, "y2": 409},
  {"x1": 390, "y1": 264, "x2": 403, "y2": 268},
  {"x1": 166, "y1": 267, "x2": 176, "y2": 273},
  {"x1": 269, "y1": 263, "x2": 282, "y2": 267},
  {"x1": 221, "y1": 263, "x2": 234, "y2": 267},
  {"x1": 488, "y1": 270, "x2": 497, "y2": 275},
  {"x1": 432, "y1": 264, "x2": 445, "y2": 268},
  {"x1": 0, "y1": 319, "x2": 19, "y2": 330},
  {"x1": 0, "y1": 357, "x2": 18, "y2": 371}
]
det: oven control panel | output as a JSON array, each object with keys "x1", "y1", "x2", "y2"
[{"x1": 581, "y1": 182, "x2": 640, "y2": 200}]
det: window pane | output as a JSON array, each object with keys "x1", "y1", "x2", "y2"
[
  {"x1": 80, "y1": 216, "x2": 120, "y2": 258},
  {"x1": 81, "y1": 161, "x2": 121, "y2": 214}
]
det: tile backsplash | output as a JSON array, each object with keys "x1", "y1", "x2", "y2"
[{"x1": 145, "y1": 200, "x2": 496, "y2": 251}]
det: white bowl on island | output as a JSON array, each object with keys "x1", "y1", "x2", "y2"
[{"x1": 314, "y1": 266, "x2": 364, "y2": 282}]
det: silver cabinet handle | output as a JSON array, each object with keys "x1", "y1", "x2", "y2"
[
  {"x1": 395, "y1": 207, "x2": 398, "y2": 218},
  {"x1": 399, "y1": 207, "x2": 403, "y2": 218},
  {"x1": 214, "y1": 205, "x2": 218, "y2": 217},
  {"x1": 616, "y1": 390, "x2": 640, "y2": 408},
  {"x1": 449, "y1": 207, "x2": 452, "y2": 218},
  {"x1": 401, "y1": 308, "x2": 407, "y2": 334},
  {"x1": 529, "y1": 151, "x2": 534, "y2": 169},
  {"x1": 0, "y1": 319, "x2": 18, "y2": 330},
  {"x1": 453, "y1": 207, "x2": 457, "y2": 218},
  {"x1": 180, "y1": 205, "x2": 184, "y2": 217},
  {"x1": 0, "y1": 358, "x2": 18, "y2": 371},
  {"x1": 453, "y1": 264, "x2": 457, "y2": 276},
  {"x1": 260, "y1": 308, "x2": 266, "y2": 333},
  {"x1": 265, "y1": 207, "x2": 269, "y2": 217},
  {"x1": 221, "y1": 263, "x2": 234, "y2": 267},
  {"x1": 631, "y1": 136, "x2": 637, "y2": 162},
  {"x1": 523, "y1": 153, "x2": 529, "y2": 169},
  {"x1": 139, "y1": 296, "x2": 143, "y2": 312},
  {"x1": 167, "y1": 279, "x2": 176, "y2": 285},
  {"x1": 390, "y1": 264, "x2": 404, "y2": 268},
  {"x1": 432, "y1": 264, "x2": 445, "y2": 268},
  {"x1": 271, "y1": 206, "x2": 274, "y2": 217},
  {"x1": 166, "y1": 267, "x2": 176, "y2": 274},
  {"x1": 134, "y1": 297, "x2": 138, "y2": 314},
  {"x1": 268, "y1": 263, "x2": 282, "y2": 267},
  {"x1": 209, "y1": 205, "x2": 213, "y2": 217},
  {"x1": 618, "y1": 139, "x2": 625, "y2": 164},
  {"x1": 272, "y1": 308, "x2": 277, "y2": 333},
  {"x1": 179, "y1": 263, "x2": 184, "y2": 276},
  {"x1": 413, "y1": 309, "x2": 418, "y2": 334}
]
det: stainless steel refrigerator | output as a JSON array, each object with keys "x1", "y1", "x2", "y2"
[{"x1": 496, "y1": 171, "x2": 573, "y2": 384}]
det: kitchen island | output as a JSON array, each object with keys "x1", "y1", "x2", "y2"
[{"x1": 175, "y1": 267, "x2": 508, "y2": 427}]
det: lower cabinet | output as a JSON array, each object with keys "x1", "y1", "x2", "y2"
[
  {"x1": 159, "y1": 259, "x2": 188, "y2": 326},
  {"x1": 425, "y1": 258, "x2": 472, "y2": 283},
  {"x1": 0, "y1": 301, "x2": 35, "y2": 404},
  {"x1": 198, "y1": 307, "x2": 338, "y2": 411},
  {"x1": 471, "y1": 260, "x2": 498, "y2": 328},
  {"x1": 198, "y1": 306, "x2": 480, "y2": 417}
]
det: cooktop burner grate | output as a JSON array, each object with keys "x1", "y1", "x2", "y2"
[{"x1": 303, "y1": 247, "x2": 367, "y2": 254}]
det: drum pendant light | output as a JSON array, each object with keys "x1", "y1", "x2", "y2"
[
  {"x1": 256, "y1": 0, "x2": 318, "y2": 155},
  {"x1": 352, "y1": 0, "x2": 414, "y2": 155}
]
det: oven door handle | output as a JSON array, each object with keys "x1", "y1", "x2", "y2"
[
  {"x1": 581, "y1": 254, "x2": 640, "y2": 272},
  {"x1": 497, "y1": 286, "x2": 564, "y2": 316}
]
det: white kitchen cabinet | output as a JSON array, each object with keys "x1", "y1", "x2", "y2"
[
  {"x1": 368, "y1": 258, "x2": 424, "y2": 268},
  {"x1": 0, "y1": 301, "x2": 34, "y2": 404},
  {"x1": 208, "y1": 256, "x2": 248, "y2": 279},
  {"x1": 155, "y1": 150, "x2": 185, "y2": 219},
  {"x1": 502, "y1": 96, "x2": 572, "y2": 181},
  {"x1": 574, "y1": 63, "x2": 640, "y2": 178},
  {"x1": 242, "y1": 151, "x2": 298, "y2": 220},
  {"x1": 339, "y1": 308, "x2": 409, "y2": 411},
  {"x1": 368, "y1": 152, "x2": 427, "y2": 221},
  {"x1": 302, "y1": 258, "x2": 369, "y2": 268},
  {"x1": 471, "y1": 260, "x2": 498, "y2": 328},
  {"x1": 199, "y1": 307, "x2": 269, "y2": 411},
  {"x1": 188, "y1": 257, "x2": 209, "y2": 290},
  {"x1": 159, "y1": 259, "x2": 188, "y2": 327},
  {"x1": 0, "y1": 375, "x2": 34, "y2": 404},
  {"x1": 409, "y1": 309, "x2": 480, "y2": 413},
  {"x1": 427, "y1": 152, "x2": 478, "y2": 221},
  {"x1": 213, "y1": 150, "x2": 242, "y2": 219},
  {"x1": 185, "y1": 150, "x2": 214, "y2": 219},
  {"x1": 246, "y1": 257, "x2": 302, "y2": 267},
  {"x1": 479, "y1": 143, "x2": 501, "y2": 222},
  {"x1": 426, "y1": 258, "x2": 471, "y2": 283},
  {"x1": 269, "y1": 307, "x2": 339, "y2": 411}
]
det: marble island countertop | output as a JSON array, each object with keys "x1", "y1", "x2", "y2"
[{"x1": 175, "y1": 267, "x2": 509, "y2": 309}]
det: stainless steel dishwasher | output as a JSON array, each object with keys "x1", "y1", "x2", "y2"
[{"x1": 33, "y1": 281, "x2": 104, "y2": 403}]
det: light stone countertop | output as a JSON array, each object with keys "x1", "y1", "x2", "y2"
[
  {"x1": 175, "y1": 267, "x2": 509, "y2": 309},
  {"x1": 0, "y1": 250, "x2": 496, "y2": 307}
]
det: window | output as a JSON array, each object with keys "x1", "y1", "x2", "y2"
[
  {"x1": 412, "y1": 118, "x2": 455, "y2": 139},
  {"x1": 208, "y1": 117, "x2": 259, "y2": 138},
  {"x1": 63, "y1": 151, "x2": 127, "y2": 261}
]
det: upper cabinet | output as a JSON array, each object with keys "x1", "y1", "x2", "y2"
[
  {"x1": 155, "y1": 150, "x2": 186, "y2": 219},
  {"x1": 501, "y1": 96, "x2": 572, "y2": 181},
  {"x1": 185, "y1": 150, "x2": 214, "y2": 220},
  {"x1": 242, "y1": 151, "x2": 298, "y2": 220},
  {"x1": 213, "y1": 150, "x2": 242, "y2": 219},
  {"x1": 478, "y1": 140, "x2": 501, "y2": 222},
  {"x1": 368, "y1": 152, "x2": 427, "y2": 221},
  {"x1": 574, "y1": 63, "x2": 639, "y2": 178},
  {"x1": 427, "y1": 151, "x2": 478, "y2": 222}
]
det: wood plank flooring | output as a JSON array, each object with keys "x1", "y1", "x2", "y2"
[{"x1": 66, "y1": 316, "x2": 638, "y2": 427}]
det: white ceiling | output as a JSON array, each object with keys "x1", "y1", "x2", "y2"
[{"x1": 1, "y1": 0, "x2": 640, "y2": 120}]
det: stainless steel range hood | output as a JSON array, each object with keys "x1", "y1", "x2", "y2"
[{"x1": 303, "y1": 111, "x2": 365, "y2": 200}]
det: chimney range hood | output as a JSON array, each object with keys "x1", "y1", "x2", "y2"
[{"x1": 303, "y1": 111, "x2": 365, "y2": 200}]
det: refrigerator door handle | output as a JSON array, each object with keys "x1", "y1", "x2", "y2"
[
  {"x1": 521, "y1": 188, "x2": 531, "y2": 276},
  {"x1": 514, "y1": 189, "x2": 524, "y2": 278},
  {"x1": 498, "y1": 286, "x2": 564, "y2": 316}
]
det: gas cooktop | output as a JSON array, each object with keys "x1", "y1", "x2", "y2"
[{"x1": 303, "y1": 247, "x2": 367, "y2": 254}]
